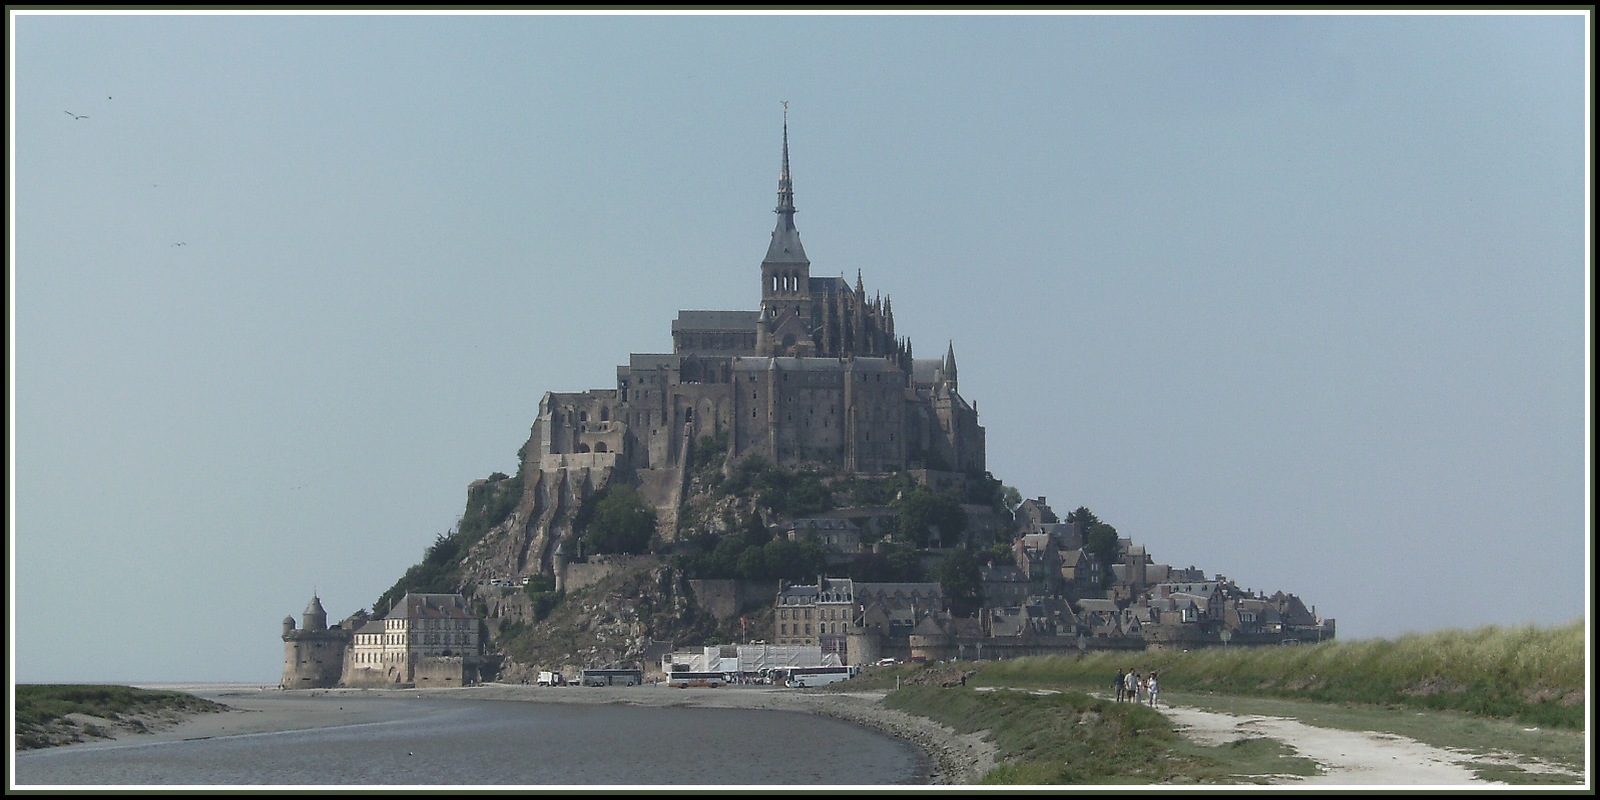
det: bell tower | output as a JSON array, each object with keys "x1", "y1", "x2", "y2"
[{"x1": 758, "y1": 102, "x2": 814, "y2": 356}]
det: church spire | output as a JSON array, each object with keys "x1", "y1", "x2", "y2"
[
  {"x1": 763, "y1": 102, "x2": 808, "y2": 266},
  {"x1": 944, "y1": 340, "x2": 959, "y2": 392}
]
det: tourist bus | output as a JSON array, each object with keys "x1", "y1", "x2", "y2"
[
  {"x1": 664, "y1": 670, "x2": 727, "y2": 688},
  {"x1": 580, "y1": 668, "x2": 643, "y2": 687},
  {"x1": 783, "y1": 664, "x2": 861, "y2": 688}
]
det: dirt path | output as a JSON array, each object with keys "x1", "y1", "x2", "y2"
[
  {"x1": 1156, "y1": 703, "x2": 1493, "y2": 785},
  {"x1": 1003, "y1": 688, "x2": 1512, "y2": 786}
]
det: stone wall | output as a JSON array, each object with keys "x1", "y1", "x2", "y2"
[
  {"x1": 563, "y1": 554, "x2": 669, "y2": 594},
  {"x1": 280, "y1": 632, "x2": 349, "y2": 689},
  {"x1": 686, "y1": 578, "x2": 781, "y2": 623},
  {"x1": 413, "y1": 656, "x2": 468, "y2": 687},
  {"x1": 342, "y1": 663, "x2": 403, "y2": 688}
]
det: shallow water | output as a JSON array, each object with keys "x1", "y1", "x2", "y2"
[{"x1": 13, "y1": 694, "x2": 927, "y2": 787}]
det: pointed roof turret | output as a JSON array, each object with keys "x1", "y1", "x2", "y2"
[
  {"x1": 763, "y1": 103, "x2": 809, "y2": 266},
  {"x1": 302, "y1": 594, "x2": 328, "y2": 631},
  {"x1": 944, "y1": 340, "x2": 959, "y2": 391}
]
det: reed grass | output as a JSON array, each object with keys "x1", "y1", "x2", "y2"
[{"x1": 971, "y1": 620, "x2": 1585, "y2": 729}]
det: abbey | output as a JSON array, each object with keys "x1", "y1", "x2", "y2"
[{"x1": 530, "y1": 115, "x2": 984, "y2": 480}]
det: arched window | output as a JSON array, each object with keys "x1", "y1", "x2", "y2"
[{"x1": 594, "y1": 442, "x2": 608, "y2": 453}]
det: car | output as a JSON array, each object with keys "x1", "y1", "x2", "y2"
[{"x1": 875, "y1": 658, "x2": 899, "y2": 666}]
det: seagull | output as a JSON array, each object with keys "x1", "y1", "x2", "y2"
[
  {"x1": 65, "y1": 110, "x2": 88, "y2": 120},
  {"x1": 172, "y1": 242, "x2": 187, "y2": 247}
]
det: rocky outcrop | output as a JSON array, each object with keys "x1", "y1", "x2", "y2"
[
  {"x1": 457, "y1": 454, "x2": 617, "y2": 589},
  {"x1": 490, "y1": 556, "x2": 718, "y2": 684}
]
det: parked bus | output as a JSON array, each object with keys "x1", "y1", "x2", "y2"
[
  {"x1": 580, "y1": 668, "x2": 643, "y2": 687},
  {"x1": 664, "y1": 671, "x2": 726, "y2": 688},
  {"x1": 784, "y1": 664, "x2": 861, "y2": 688}
]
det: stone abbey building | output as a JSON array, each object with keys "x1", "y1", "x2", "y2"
[{"x1": 530, "y1": 115, "x2": 985, "y2": 482}]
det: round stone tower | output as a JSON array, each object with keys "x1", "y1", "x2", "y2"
[
  {"x1": 281, "y1": 594, "x2": 349, "y2": 689},
  {"x1": 302, "y1": 595, "x2": 328, "y2": 631}
]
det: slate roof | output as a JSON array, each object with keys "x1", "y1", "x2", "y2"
[
  {"x1": 385, "y1": 592, "x2": 475, "y2": 621},
  {"x1": 672, "y1": 310, "x2": 759, "y2": 332}
]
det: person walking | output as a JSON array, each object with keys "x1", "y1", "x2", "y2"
[
  {"x1": 1147, "y1": 671, "x2": 1160, "y2": 707},
  {"x1": 1127, "y1": 670, "x2": 1140, "y2": 704},
  {"x1": 1115, "y1": 668, "x2": 1126, "y2": 702}
]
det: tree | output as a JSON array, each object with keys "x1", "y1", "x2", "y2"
[
  {"x1": 582, "y1": 486, "x2": 657, "y2": 555},
  {"x1": 1000, "y1": 485, "x2": 1023, "y2": 513},
  {"x1": 896, "y1": 488, "x2": 967, "y2": 547},
  {"x1": 936, "y1": 549, "x2": 984, "y2": 617},
  {"x1": 1066, "y1": 506, "x2": 1100, "y2": 533},
  {"x1": 1086, "y1": 522, "x2": 1121, "y2": 589},
  {"x1": 778, "y1": 538, "x2": 829, "y2": 582},
  {"x1": 982, "y1": 541, "x2": 1014, "y2": 567}
]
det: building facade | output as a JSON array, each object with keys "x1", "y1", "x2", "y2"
[
  {"x1": 279, "y1": 592, "x2": 484, "y2": 689},
  {"x1": 345, "y1": 592, "x2": 483, "y2": 688},
  {"x1": 526, "y1": 113, "x2": 985, "y2": 488}
]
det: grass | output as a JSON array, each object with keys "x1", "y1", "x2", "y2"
[
  {"x1": 855, "y1": 621, "x2": 1588, "y2": 785},
  {"x1": 14, "y1": 684, "x2": 228, "y2": 750},
  {"x1": 973, "y1": 620, "x2": 1585, "y2": 729},
  {"x1": 884, "y1": 684, "x2": 1325, "y2": 785}
]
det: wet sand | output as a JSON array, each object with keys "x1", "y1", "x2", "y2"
[{"x1": 118, "y1": 683, "x2": 997, "y2": 785}]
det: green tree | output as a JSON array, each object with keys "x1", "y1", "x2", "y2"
[
  {"x1": 896, "y1": 488, "x2": 968, "y2": 547},
  {"x1": 1085, "y1": 522, "x2": 1121, "y2": 589},
  {"x1": 582, "y1": 486, "x2": 657, "y2": 555},
  {"x1": 1066, "y1": 506, "x2": 1100, "y2": 533},
  {"x1": 759, "y1": 539, "x2": 828, "y2": 582},
  {"x1": 983, "y1": 541, "x2": 1014, "y2": 566},
  {"x1": 886, "y1": 543, "x2": 925, "y2": 582},
  {"x1": 1000, "y1": 485, "x2": 1024, "y2": 513},
  {"x1": 936, "y1": 549, "x2": 984, "y2": 617}
]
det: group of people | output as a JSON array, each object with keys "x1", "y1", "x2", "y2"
[{"x1": 1114, "y1": 667, "x2": 1160, "y2": 707}]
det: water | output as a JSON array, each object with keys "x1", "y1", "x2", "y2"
[{"x1": 13, "y1": 694, "x2": 929, "y2": 786}]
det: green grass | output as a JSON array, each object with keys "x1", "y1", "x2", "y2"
[
  {"x1": 973, "y1": 620, "x2": 1585, "y2": 729},
  {"x1": 857, "y1": 622, "x2": 1587, "y2": 784},
  {"x1": 885, "y1": 685, "x2": 1326, "y2": 785},
  {"x1": 14, "y1": 684, "x2": 227, "y2": 750}
]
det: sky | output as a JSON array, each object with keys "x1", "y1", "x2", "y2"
[{"x1": 9, "y1": 10, "x2": 1590, "y2": 685}]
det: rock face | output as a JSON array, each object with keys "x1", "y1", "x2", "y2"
[
  {"x1": 487, "y1": 555, "x2": 718, "y2": 683},
  {"x1": 454, "y1": 447, "x2": 623, "y2": 586}
]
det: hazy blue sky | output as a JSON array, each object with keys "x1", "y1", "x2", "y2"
[{"x1": 10, "y1": 11, "x2": 1590, "y2": 684}]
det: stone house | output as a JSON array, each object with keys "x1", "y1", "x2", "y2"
[{"x1": 344, "y1": 592, "x2": 482, "y2": 688}]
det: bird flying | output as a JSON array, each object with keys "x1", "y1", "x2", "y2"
[{"x1": 64, "y1": 111, "x2": 88, "y2": 120}]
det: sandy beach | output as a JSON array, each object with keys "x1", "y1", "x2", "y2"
[{"x1": 113, "y1": 683, "x2": 997, "y2": 785}]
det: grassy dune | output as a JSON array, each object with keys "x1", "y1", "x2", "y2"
[
  {"x1": 969, "y1": 620, "x2": 1585, "y2": 729},
  {"x1": 14, "y1": 684, "x2": 228, "y2": 750},
  {"x1": 859, "y1": 621, "x2": 1587, "y2": 784}
]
